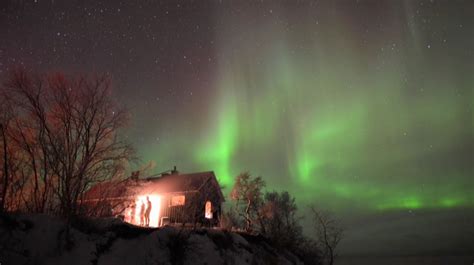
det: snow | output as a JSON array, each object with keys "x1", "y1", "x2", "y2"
[{"x1": 0, "y1": 214, "x2": 303, "y2": 265}]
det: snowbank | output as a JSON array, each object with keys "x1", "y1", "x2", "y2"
[{"x1": 0, "y1": 214, "x2": 303, "y2": 265}]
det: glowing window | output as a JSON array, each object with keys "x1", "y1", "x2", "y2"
[
  {"x1": 205, "y1": 201, "x2": 213, "y2": 219},
  {"x1": 171, "y1": 195, "x2": 185, "y2": 206}
]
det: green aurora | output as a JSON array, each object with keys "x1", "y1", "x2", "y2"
[{"x1": 135, "y1": 1, "x2": 473, "y2": 212}]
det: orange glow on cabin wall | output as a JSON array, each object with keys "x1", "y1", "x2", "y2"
[{"x1": 126, "y1": 194, "x2": 161, "y2": 227}]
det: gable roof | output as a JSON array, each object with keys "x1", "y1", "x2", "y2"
[
  {"x1": 81, "y1": 178, "x2": 137, "y2": 201},
  {"x1": 82, "y1": 171, "x2": 225, "y2": 202}
]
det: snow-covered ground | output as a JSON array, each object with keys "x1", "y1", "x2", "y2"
[{"x1": 0, "y1": 214, "x2": 303, "y2": 265}]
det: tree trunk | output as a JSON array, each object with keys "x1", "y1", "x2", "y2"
[
  {"x1": 1, "y1": 124, "x2": 9, "y2": 212},
  {"x1": 328, "y1": 246, "x2": 334, "y2": 265},
  {"x1": 245, "y1": 199, "x2": 252, "y2": 232}
]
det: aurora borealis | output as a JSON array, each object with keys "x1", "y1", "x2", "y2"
[
  {"x1": 1, "y1": 0, "x2": 473, "y2": 256},
  {"x1": 137, "y1": 0, "x2": 472, "y2": 212}
]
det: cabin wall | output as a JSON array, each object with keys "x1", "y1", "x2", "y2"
[
  {"x1": 82, "y1": 180, "x2": 224, "y2": 227},
  {"x1": 159, "y1": 190, "x2": 222, "y2": 227},
  {"x1": 159, "y1": 195, "x2": 186, "y2": 224}
]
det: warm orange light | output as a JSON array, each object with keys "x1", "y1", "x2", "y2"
[
  {"x1": 125, "y1": 194, "x2": 161, "y2": 227},
  {"x1": 171, "y1": 195, "x2": 185, "y2": 206},
  {"x1": 205, "y1": 201, "x2": 212, "y2": 219}
]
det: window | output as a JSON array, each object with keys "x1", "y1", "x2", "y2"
[
  {"x1": 205, "y1": 201, "x2": 213, "y2": 219},
  {"x1": 170, "y1": 195, "x2": 185, "y2": 206}
]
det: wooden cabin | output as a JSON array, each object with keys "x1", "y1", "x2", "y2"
[{"x1": 81, "y1": 168, "x2": 225, "y2": 228}]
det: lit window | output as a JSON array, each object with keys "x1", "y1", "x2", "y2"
[
  {"x1": 205, "y1": 201, "x2": 212, "y2": 219},
  {"x1": 170, "y1": 195, "x2": 185, "y2": 206}
]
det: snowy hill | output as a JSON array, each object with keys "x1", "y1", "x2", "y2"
[{"x1": 0, "y1": 214, "x2": 304, "y2": 265}]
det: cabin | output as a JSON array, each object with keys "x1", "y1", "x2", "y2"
[{"x1": 81, "y1": 168, "x2": 225, "y2": 228}]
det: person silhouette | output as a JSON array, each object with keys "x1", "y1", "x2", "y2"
[
  {"x1": 129, "y1": 202, "x2": 136, "y2": 224},
  {"x1": 138, "y1": 200, "x2": 145, "y2": 226},
  {"x1": 145, "y1": 196, "x2": 152, "y2": 227}
]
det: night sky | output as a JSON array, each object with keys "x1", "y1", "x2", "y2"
[{"x1": 1, "y1": 0, "x2": 473, "y2": 256}]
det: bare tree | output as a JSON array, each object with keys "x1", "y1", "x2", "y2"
[
  {"x1": 3, "y1": 68, "x2": 135, "y2": 217},
  {"x1": 219, "y1": 206, "x2": 240, "y2": 231},
  {"x1": 230, "y1": 172, "x2": 265, "y2": 232},
  {"x1": 259, "y1": 191, "x2": 302, "y2": 248},
  {"x1": 0, "y1": 92, "x2": 12, "y2": 212},
  {"x1": 0, "y1": 94, "x2": 28, "y2": 212},
  {"x1": 0, "y1": 123, "x2": 9, "y2": 212},
  {"x1": 309, "y1": 205, "x2": 343, "y2": 265}
]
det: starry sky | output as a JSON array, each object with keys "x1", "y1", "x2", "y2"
[{"x1": 1, "y1": 0, "x2": 473, "y2": 256}]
